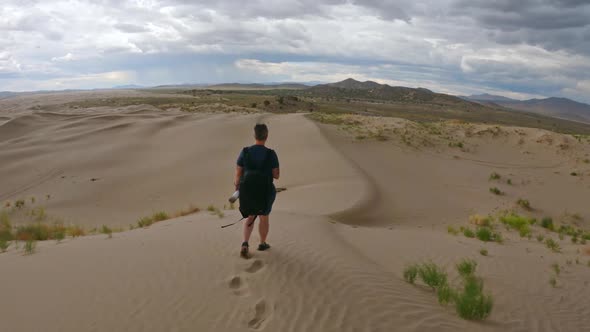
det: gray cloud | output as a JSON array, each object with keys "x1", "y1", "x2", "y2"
[{"x1": 0, "y1": 0, "x2": 589, "y2": 102}]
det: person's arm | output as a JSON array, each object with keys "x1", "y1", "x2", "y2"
[
  {"x1": 235, "y1": 166, "x2": 243, "y2": 190},
  {"x1": 271, "y1": 150, "x2": 280, "y2": 180}
]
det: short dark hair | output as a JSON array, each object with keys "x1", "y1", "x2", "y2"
[{"x1": 254, "y1": 123, "x2": 268, "y2": 140}]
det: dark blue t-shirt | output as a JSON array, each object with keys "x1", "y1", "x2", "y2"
[{"x1": 237, "y1": 145, "x2": 279, "y2": 182}]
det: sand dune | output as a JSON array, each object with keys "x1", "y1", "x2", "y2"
[{"x1": 1, "y1": 93, "x2": 590, "y2": 331}]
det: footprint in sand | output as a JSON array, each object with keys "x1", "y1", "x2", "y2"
[
  {"x1": 245, "y1": 260, "x2": 264, "y2": 273},
  {"x1": 248, "y1": 299, "x2": 272, "y2": 330},
  {"x1": 229, "y1": 276, "x2": 248, "y2": 296}
]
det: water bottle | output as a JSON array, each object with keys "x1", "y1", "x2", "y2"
[{"x1": 228, "y1": 190, "x2": 239, "y2": 203}]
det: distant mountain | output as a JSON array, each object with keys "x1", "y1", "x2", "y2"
[
  {"x1": 304, "y1": 78, "x2": 465, "y2": 105},
  {"x1": 465, "y1": 93, "x2": 518, "y2": 102},
  {"x1": 464, "y1": 94, "x2": 590, "y2": 124},
  {"x1": 113, "y1": 84, "x2": 145, "y2": 89},
  {"x1": 0, "y1": 91, "x2": 18, "y2": 99},
  {"x1": 497, "y1": 97, "x2": 590, "y2": 124},
  {"x1": 207, "y1": 83, "x2": 309, "y2": 90}
]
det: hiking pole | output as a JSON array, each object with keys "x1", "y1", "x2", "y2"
[
  {"x1": 221, "y1": 217, "x2": 245, "y2": 228},
  {"x1": 220, "y1": 215, "x2": 258, "y2": 229}
]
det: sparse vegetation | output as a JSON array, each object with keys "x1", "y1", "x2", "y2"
[
  {"x1": 489, "y1": 172, "x2": 501, "y2": 180},
  {"x1": 570, "y1": 172, "x2": 578, "y2": 176},
  {"x1": 0, "y1": 239, "x2": 9, "y2": 252},
  {"x1": 100, "y1": 225, "x2": 113, "y2": 238},
  {"x1": 418, "y1": 263, "x2": 449, "y2": 290},
  {"x1": 403, "y1": 260, "x2": 493, "y2": 321},
  {"x1": 545, "y1": 238, "x2": 561, "y2": 252},
  {"x1": 15, "y1": 199, "x2": 25, "y2": 209},
  {"x1": 506, "y1": 179, "x2": 512, "y2": 185},
  {"x1": 447, "y1": 226, "x2": 459, "y2": 235},
  {"x1": 479, "y1": 249, "x2": 488, "y2": 256},
  {"x1": 463, "y1": 228, "x2": 475, "y2": 238},
  {"x1": 173, "y1": 205, "x2": 200, "y2": 218},
  {"x1": 469, "y1": 214, "x2": 493, "y2": 227},
  {"x1": 536, "y1": 234, "x2": 545, "y2": 242},
  {"x1": 457, "y1": 259, "x2": 477, "y2": 278},
  {"x1": 24, "y1": 240, "x2": 36, "y2": 255},
  {"x1": 541, "y1": 217, "x2": 554, "y2": 231},
  {"x1": 489, "y1": 187, "x2": 503, "y2": 195},
  {"x1": 207, "y1": 205, "x2": 224, "y2": 218},
  {"x1": 551, "y1": 263, "x2": 560, "y2": 275},
  {"x1": 455, "y1": 275, "x2": 493, "y2": 320},
  {"x1": 516, "y1": 198, "x2": 531, "y2": 210},
  {"x1": 137, "y1": 211, "x2": 171, "y2": 228},
  {"x1": 403, "y1": 264, "x2": 419, "y2": 284},
  {"x1": 549, "y1": 277, "x2": 557, "y2": 288},
  {"x1": 500, "y1": 213, "x2": 534, "y2": 237}
]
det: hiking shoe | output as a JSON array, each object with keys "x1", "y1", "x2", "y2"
[
  {"x1": 240, "y1": 242, "x2": 249, "y2": 258},
  {"x1": 257, "y1": 242, "x2": 271, "y2": 251}
]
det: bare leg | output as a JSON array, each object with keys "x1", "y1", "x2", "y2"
[
  {"x1": 259, "y1": 215, "x2": 269, "y2": 244},
  {"x1": 243, "y1": 215, "x2": 256, "y2": 244}
]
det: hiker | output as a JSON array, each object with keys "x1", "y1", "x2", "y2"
[{"x1": 234, "y1": 123, "x2": 280, "y2": 258}]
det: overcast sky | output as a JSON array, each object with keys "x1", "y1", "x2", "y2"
[{"x1": 1, "y1": 0, "x2": 589, "y2": 102}]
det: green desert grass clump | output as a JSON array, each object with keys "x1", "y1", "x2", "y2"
[
  {"x1": 418, "y1": 263, "x2": 448, "y2": 290},
  {"x1": 15, "y1": 199, "x2": 25, "y2": 209},
  {"x1": 500, "y1": 213, "x2": 534, "y2": 237},
  {"x1": 516, "y1": 198, "x2": 532, "y2": 210},
  {"x1": 137, "y1": 211, "x2": 171, "y2": 228},
  {"x1": 0, "y1": 239, "x2": 9, "y2": 252},
  {"x1": 100, "y1": 225, "x2": 113, "y2": 238},
  {"x1": 537, "y1": 234, "x2": 545, "y2": 242},
  {"x1": 463, "y1": 228, "x2": 475, "y2": 238},
  {"x1": 403, "y1": 260, "x2": 493, "y2": 321},
  {"x1": 479, "y1": 249, "x2": 488, "y2": 256},
  {"x1": 545, "y1": 238, "x2": 561, "y2": 252},
  {"x1": 403, "y1": 264, "x2": 419, "y2": 284},
  {"x1": 489, "y1": 187, "x2": 503, "y2": 195},
  {"x1": 455, "y1": 275, "x2": 493, "y2": 320},
  {"x1": 541, "y1": 217, "x2": 554, "y2": 231},
  {"x1": 489, "y1": 172, "x2": 501, "y2": 180},
  {"x1": 456, "y1": 259, "x2": 477, "y2": 278},
  {"x1": 24, "y1": 240, "x2": 36, "y2": 255},
  {"x1": 207, "y1": 205, "x2": 225, "y2": 218},
  {"x1": 551, "y1": 263, "x2": 561, "y2": 275},
  {"x1": 447, "y1": 226, "x2": 459, "y2": 235},
  {"x1": 475, "y1": 227, "x2": 502, "y2": 243}
]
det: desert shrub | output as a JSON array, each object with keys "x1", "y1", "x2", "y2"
[
  {"x1": 418, "y1": 263, "x2": 448, "y2": 290},
  {"x1": 475, "y1": 227, "x2": 501, "y2": 242},
  {"x1": 506, "y1": 179, "x2": 512, "y2": 185},
  {"x1": 454, "y1": 276, "x2": 493, "y2": 320},
  {"x1": 403, "y1": 264, "x2": 419, "y2": 284},
  {"x1": 516, "y1": 198, "x2": 531, "y2": 210},
  {"x1": 551, "y1": 263, "x2": 560, "y2": 275},
  {"x1": 152, "y1": 211, "x2": 169, "y2": 222},
  {"x1": 16, "y1": 223, "x2": 50, "y2": 241},
  {"x1": 500, "y1": 213, "x2": 534, "y2": 237},
  {"x1": 250, "y1": 103, "x2": 257, "y2": 108},
  {"x1": 570, "y1": 172, "x2": 578, "y2": 176},
  {"x1": 137, "y1": 216, "x2": 153, "y2": 228},
  {"x1": 489, "y1": 172, "x2": 501, "y2": 180},
  {"x1": 437, "y1": 283, "x2": 456, "y2": 305},
  {"x1": 541, "y1": 217, "x2": 554, "y2": 230},
  {"x1": 15, "y1": 199, "x2": 25, "y2": 209},
  {"x1": 0, "y1": 239, "x2": 9, "y2": 252},
  {"x1": 489, "y1": 187, "x2": 503, "y2": 195},
  {"x1": 463, "y1": 228, "x2": 475, "y2": 238},
  {"x1": 100, "y1": 225, "x2": 113, "y2": 238},
  {"x1": 536, "y1": 235, "x2": 545, "y2": 242},
  {"x1": 67, "y1": 225, "x2": 85, "y2": 238},
  {"x1": 447, "y1": 226, "x2": 459, "y2": 235},
  {"x1": 549, "y1": 277, "x2": 557, "y2": 288},
  {"x1": 469, "y1": 215, "x2": 493, "y2": 227},
  {"x1": 545, "y1": 238, "x2": 560, "y2": 252},
  {"x1": 572, "y1": 236, "x2": 578, "y2": 244},
  {"x1": 479, "y1": 249, "x2": 488, "y2": 256},
  {"x1": 457, "y1": 259, "x2": 478, "y2": 278},
  {"x1": 24, "y1": 240, "x2": 36, "y2": 255}
]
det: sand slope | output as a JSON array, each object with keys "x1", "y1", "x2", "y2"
[{"x1": 1, "y1": 97, "x2": 590, "y2": 331}]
